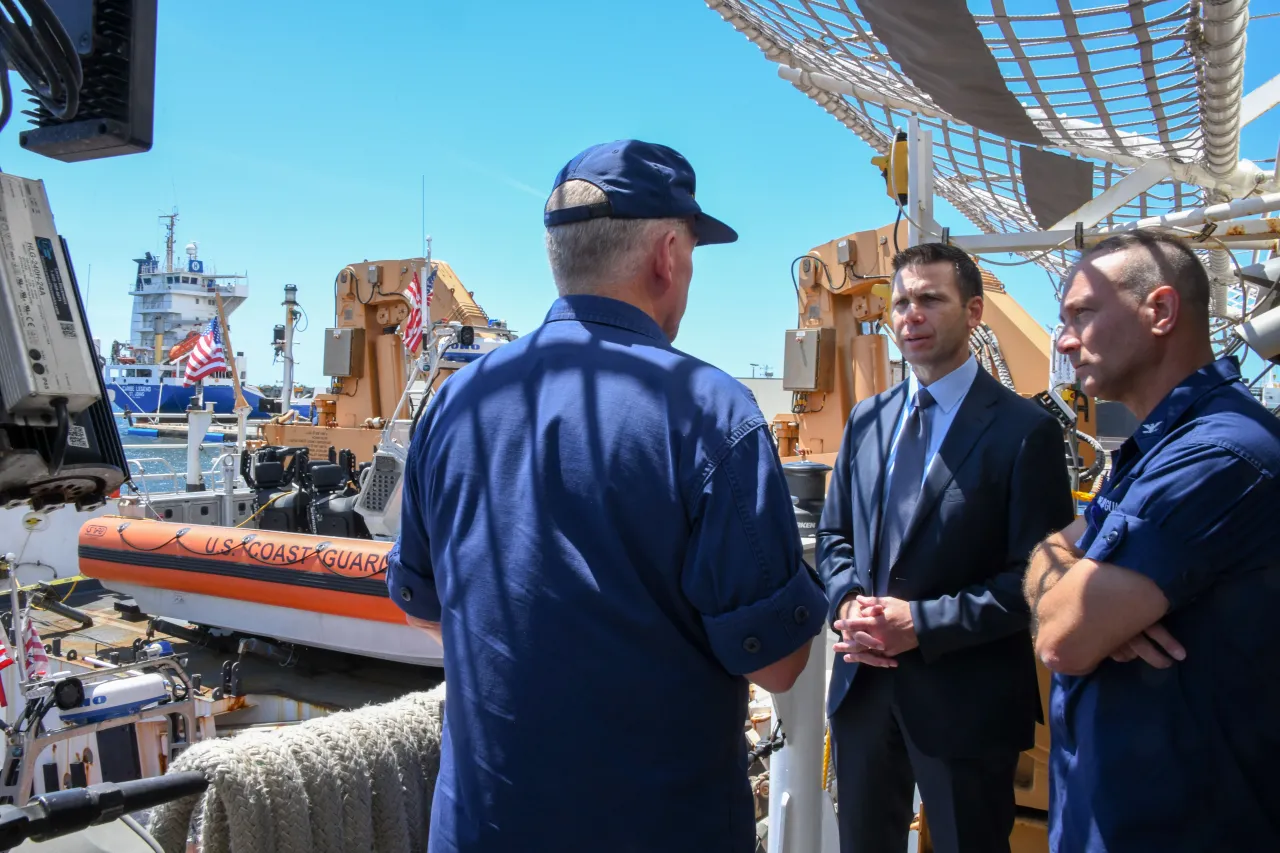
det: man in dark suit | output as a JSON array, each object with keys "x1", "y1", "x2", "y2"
[{"x1": 817, "y1": 243, "x2": 1075, "y2": 853}]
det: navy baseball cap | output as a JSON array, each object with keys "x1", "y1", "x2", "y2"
[{"x1": 544, "y1": 140, "x2": 738, "y2": 246}]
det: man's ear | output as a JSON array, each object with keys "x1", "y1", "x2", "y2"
[
  {"x1": 650, "y1": 228, "x2": 679, "y2": 292},
  {"x1": 967, "y1": 294, "x2": 985, "y2": 329},
  {"x1": 1146, "y1": 284, "x2": 1179, "y2": 336}
]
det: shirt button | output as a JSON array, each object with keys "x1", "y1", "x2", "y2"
[
  {"x1": 399, "y1": 587, "x2": 413, "y2": 602},
  {"x1": 794, "y1": 606, "x2": 809, "y2": 624},
  {"x1": 1105, "y1": 531, "x2": 1119, "y2": 545},
  {"x1": 742, "y1": 637, "x2": 762, "y2": 654}
]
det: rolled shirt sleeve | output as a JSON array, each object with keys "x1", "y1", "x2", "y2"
[
  {"x1": 386, "y1": 445, "x2": 443, "y2": 623},
  {"x1": 682, "y1": 422, "x2": 828, "y2": 676},
  {"x1": 1079, "y1": 440, "x2": 1273, "y2": 609}
]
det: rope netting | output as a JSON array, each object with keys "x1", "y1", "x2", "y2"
[{"x1": 702, "y1": 0, "x2": 1265, "y2": 307}]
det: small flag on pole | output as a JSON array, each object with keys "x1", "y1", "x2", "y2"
[
  {"x1": 0, "y1": 641, "x2": 14, "y2": 708},
  {"x1": 403, "y1": 271, "x2": 424, "y2": 354},
  {"x1": 403, "y1": 264, "x2": 437, "y2": 354},
  {"x1": 183, "y1": 318, "x2": 229, "y2": 386},
  {"x1": 22, "y1": 615, "x2": 48, "y2": 680}
]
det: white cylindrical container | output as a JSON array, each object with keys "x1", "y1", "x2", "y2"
[{"x1": 58, "y1": 673, "x2": 169, "y2": 726}]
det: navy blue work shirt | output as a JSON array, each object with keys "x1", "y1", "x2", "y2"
[
  {"x1": 1049, "y1": 357, "x2": 1280, "y2": 851},
  {"x1": 387, "y1": 294, "x2": 826, "y2": 853}
]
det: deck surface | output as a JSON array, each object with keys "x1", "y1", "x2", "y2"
[{"x1": 4, "y1": 580, "x2": 443, "y2": 713}]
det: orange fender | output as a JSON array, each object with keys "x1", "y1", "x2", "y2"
[{"x1": 78, "y1": 517, "x2": 400, "y2": 623}]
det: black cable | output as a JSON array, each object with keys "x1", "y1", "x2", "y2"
[
  {"x1": 0, "y1": 0, "x2": 82, "y2": 134},
  {"x1": 0, "y1": 57, "x2": 11, "y2": 134},
  {"x1": 791, "y1": 255, "x2": 837, "y2": 295},
  {"x1": 410, "y1": 388, "x2": 430, "y2": 435},
  {"x1": 892, "y1": 205, "x2": 903, "y2": 254},
  {"x1": 789, "y1": 252, "x2": 872, "y2": 298},
  {"x1": 48, "y1": 396, "x2": 68, "y2": 475},
  {"x1": 115, "y1": 523, "x2": 180, "y2": 553}
]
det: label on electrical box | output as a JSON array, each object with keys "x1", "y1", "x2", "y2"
[
  {"x1": 37, "y1": 236, "x2": 75, "y2": 338},
  {"x1": 67, "y1": 425, "x2": 89, "y2": 449}
]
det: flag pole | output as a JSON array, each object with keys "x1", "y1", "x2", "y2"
[
  {"x1": 2, "y1": 554, "x2": 24, "y2": 683},
  {"x1": 214, "y1": 288, "x2": 252, "y2": 448}
]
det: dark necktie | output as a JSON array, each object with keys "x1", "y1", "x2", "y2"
[{"x1": 875, "y1": 387, "x2": 935, "y2": 596}]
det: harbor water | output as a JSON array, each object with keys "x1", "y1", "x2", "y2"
[{"x1": 116, "y1": 416, "x2": 231, "y2": 491}]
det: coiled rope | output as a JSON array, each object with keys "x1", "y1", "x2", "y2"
[{"x1": 147, "y1": 685, "x2": 445, "y2": 853}]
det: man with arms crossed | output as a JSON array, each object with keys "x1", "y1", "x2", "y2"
[
  {"x1": 818, "y1": 243, "x2": 1074, "y2": 853},
  {"x1": 387, "y1": 139, "x2": 828, "y2": 852},
  {"x1": 1027, "y1": 229, "x2": 1280, "y2": 850}
]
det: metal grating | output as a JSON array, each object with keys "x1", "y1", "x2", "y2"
[{"x1": 702, "y1": 0, "x2": 1261, "y2": 290}]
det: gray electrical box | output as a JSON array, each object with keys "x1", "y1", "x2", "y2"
[
  {"x1": 783, "y1": 328, "x2": 836, "y2": 391},
  {"x1": 323, "y1": 327, "x2": 365, "y2": 378},
  {"x1": 0, "y1": 174, "x2": 102, "y2": 421}
]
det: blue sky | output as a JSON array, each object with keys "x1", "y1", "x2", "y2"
[{"x1": 2, "y1": 0, "x2": 1278, "y2": 388}]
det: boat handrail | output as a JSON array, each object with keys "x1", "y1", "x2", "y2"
[
  {"x1": 120, "y1": 443, "x2": 228, "y2": 451},
  {"x1": 126, "y1": 457, "x2": 181, "y2": 496},
  {"x1": 118, "y1": 411, "x2": 244, "y2": 421}
]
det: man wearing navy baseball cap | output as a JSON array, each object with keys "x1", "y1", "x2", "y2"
[{"x1": 389, "y1": 139, "x2": 826, "y2": 852}]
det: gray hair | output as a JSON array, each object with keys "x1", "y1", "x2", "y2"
[{"x1": 544, "y1": 180, "x2": 689, "y2": 295}]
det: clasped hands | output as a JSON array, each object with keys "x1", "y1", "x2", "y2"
[
  {"x1": 833, "y1": 594, "x2": 916, "y2": 667},
  {"x1": 834, "y1": 593, "x2": 1188, "y2": 671}
]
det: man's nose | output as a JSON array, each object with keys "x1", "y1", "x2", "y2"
[{"x1": 1056, "y1": 328, "x2": 1080, "y2": 354}]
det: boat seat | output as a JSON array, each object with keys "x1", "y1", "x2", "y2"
[
  {"x1": 307, "y1": 463, "x2": 347, "y2": 494},
  {"x1": 252, "y1": 461, "x2": 286, "y2": 490}
]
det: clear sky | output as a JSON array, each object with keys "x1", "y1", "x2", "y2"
[{"x1": 2, "y1": 0, "x2": 1278, "y2": 389}]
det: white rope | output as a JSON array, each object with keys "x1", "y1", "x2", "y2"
[{"x1": 146, "y1": 685, "x2": 445, "y2": 853}]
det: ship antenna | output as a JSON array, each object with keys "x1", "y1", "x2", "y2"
[{"x1": 160, "y1": 208, "x2": 178, "y2": 273}]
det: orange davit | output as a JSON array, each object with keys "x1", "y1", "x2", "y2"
[{"x1": 78, "y1": 516, "x2": 403, "y2": 624}]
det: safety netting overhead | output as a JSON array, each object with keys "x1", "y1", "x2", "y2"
[{"x1": 702, "y1": 0, "x2": 1264, "y2": 294}]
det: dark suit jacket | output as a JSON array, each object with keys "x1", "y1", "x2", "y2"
[{"x1": 816, "y1": 367, "x2": 1074, "y2": 758}]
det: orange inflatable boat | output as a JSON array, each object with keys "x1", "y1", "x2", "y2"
[{"x1": 78, "y1": 517, "x2": 443, "y2": 666}]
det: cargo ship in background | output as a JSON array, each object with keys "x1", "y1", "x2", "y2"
[{"x1": 100, "y1": 212, "x2": 279, "y2": 417}]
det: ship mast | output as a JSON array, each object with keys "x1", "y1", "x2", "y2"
[{"x1": 160, "y1": 210, "x2": 178, "y2": 273}]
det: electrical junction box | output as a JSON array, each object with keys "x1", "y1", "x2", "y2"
[
  {"x1": 783, "y1": 328, "x2": 836, "y2": 392},
  {"x1": 0, "y1": 174, "x2": 100, "y2": 423},
  {"x1": 324, "y1": 327, "x2": 365, "y2": 378}
]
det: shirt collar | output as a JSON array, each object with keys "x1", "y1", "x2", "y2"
[
  {"x1": 543, "y1": 295, "x2": 668, "y2": 343},
  {"x1": 907, "y1": 354, "x2": 979, "y2": 414},
  {"x1": 1130, "y1": 356, "x2": 1242, "y2": 452}
]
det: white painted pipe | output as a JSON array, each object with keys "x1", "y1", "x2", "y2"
[
  {"x1": 767, "y1": 637, "x2": 828, "y2": 853},
  {"x1": 282, "y1": 285, "x2": 298, "y2": 416},
  {"x1": 185, "y1": 405, "x2": 215, "y2": 493},
  {"x1": 1200, "y1": 1, "x2": 1249, "y2": 178}
]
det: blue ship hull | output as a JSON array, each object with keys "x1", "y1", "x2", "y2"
[{"x1": 107, "y1": 379, "x2": 273, "y2": 417}]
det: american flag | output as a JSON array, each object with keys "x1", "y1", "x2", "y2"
[
  {"x1": 0, "y1": 638, "x2": 12, "y2": 708},
  {"x1": 183, "y1": 318, "x2": 228, "y2": 386},
  {"x1": 22, "y1": 615, "x2": 47, "y2": 680},
  {"x1": 0, "y1": 614, "x2": 49, "y2": 706},
  {"x1": 402, "y1": 265, "x2": 436, "y2": 354}
]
